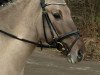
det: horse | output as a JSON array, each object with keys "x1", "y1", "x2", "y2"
[{"x1": 0, "y1": 0, "x2": 85, "y2": 75}]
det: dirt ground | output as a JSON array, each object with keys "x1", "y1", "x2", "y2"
[
  {"x1": 84, "y1": 38, "x2": 100, "y2": 61},
  {"x1": 24, "y1": 48, "x2": 100, "y2": 75}
]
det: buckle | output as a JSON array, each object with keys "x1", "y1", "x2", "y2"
[
  {"x1": 56, "y1": 42, "x2": 70, "y2": 56},
  {"x1": 56, "y1": 42, "x2": 65, "y2": 51}
]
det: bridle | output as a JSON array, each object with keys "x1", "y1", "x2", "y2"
[
  {"x1": 0, "y1": 0, "x2": 80, "y2": 56},
  {"x1": 40, "y1": 0, "x2": 80, "y2": 55}
]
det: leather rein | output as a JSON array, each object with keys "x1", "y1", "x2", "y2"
[{"x1": 0, "y1": 0, "x2": 80, "y2": 55}]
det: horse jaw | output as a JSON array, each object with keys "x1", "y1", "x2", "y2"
[{"x1": 67, "y1": 53, "x2": 78, "y2": 64}]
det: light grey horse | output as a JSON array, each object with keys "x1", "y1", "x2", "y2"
[{"x1": 0, "y1": 0, "x2": 85, "y2": 75}]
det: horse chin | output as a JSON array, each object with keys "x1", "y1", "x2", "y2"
[
  {"x1": 67, "y1": 53, "x2": 79, "y2": 64},
  {"x1": 67, "y1": 57, "x2": 76, "y2": 64},
  {"x1": 67, "y1": 54, "x2": 76, "y2": 63},
  {"x1": 56, "y1": 43, "x2": 81, "y2": 63}
]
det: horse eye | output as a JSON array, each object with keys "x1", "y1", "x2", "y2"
[
  {"x1": 51, "y1": 10, "x2": 63, "y2": 20},
  {"x1": 52, "y1": 13, "x2": 62, "y2": 20}
]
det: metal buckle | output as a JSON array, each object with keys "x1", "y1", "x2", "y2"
[
  {"x1": 56, "y1": 42, "x2": 65, "y2": 51},
  {"x1": 56, "y1": 42, "x2": 70, "y2": 56}
]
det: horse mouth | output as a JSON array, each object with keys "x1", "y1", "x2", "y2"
[
  {"x1": 67, "y1": 54, "x2": 76, "y2": 63},
  {"x1": 67, "y1": 52, "x2": 84, "y2": 64}
]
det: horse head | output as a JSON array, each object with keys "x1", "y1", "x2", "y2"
[{"x1": 37, "y1": 0, "x2": 85, "y2": 63}]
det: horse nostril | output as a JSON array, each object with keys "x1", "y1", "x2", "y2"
[{"x1": 77, "y1": 49, "x2": 84, "y2": 61}]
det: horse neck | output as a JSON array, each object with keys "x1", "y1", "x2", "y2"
[
  {"x1": 0, "y1": 0, "x2": 41, "y2": 40},
  {"x1": 0, "y1": 0, "x2": 41, "y2": 75}
]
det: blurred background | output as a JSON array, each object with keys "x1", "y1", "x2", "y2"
[{"x1": 65, "y1": 0, "x2": 100, "y2": 61}]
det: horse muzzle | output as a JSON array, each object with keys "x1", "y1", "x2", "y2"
[{"x1": 67, "y1": 49, "x2": 84, "y2": 63}]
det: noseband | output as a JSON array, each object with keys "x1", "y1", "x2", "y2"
[{"x1": 0, "y1": 0, "x2": 80, "y2": 55}]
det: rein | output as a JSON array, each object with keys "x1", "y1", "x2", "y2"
[{"x1": 0, "y1": 0, "x2": 80, "y2": 55}]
